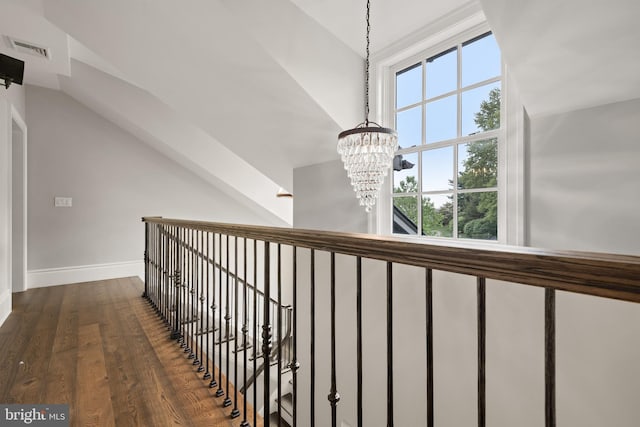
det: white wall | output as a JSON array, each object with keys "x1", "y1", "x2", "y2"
[
  {"x1": 26, "y1": 86, "x2": 270, "y2": 286},
  {"x1": 0, "y1": 83, "x2": 26, "y2": 324},
  {"x1": 293, "y1": 159, "x2": 368, "y2": 233},
  {"x1": 291, "y1": 98, "x2": 640, "y2": 426},
  {"x1": 528, "y1": 97, "x2": 640, "y2": 427}
]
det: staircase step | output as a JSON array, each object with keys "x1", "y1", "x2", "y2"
[
  {"x1": 269, "y1": 412, "x2": 291, "y2": 427},
  {"x1": 214, "y1": 335, "x2": 235, "y2": 345}
]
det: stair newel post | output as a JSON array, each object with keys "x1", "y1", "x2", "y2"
[
  {"x1": 328, "y1": 252, "x2": 340, "y2": 427},
  {"x1": 291, "y1": 246, "x2": 300, "y2": 427},
  {"x1": 204, "y1": 231, "x2": 212, "y2": 381},
  {"x1": 231, "y1": 236, "x2": 241, "y2": 418},
  {"x1": 240, "y1": 237, "x2": 250, "y2": 427},
  {"x1": 262, "y1": 241, "x2": 272, "y2": 427},
  {"x1": 223, "y1": 235, "x2": 233, "y2": 408}
]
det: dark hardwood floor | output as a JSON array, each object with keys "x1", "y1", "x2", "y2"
[{"x1": 0, "y1": 277, "x2": 261, "y2": 427}]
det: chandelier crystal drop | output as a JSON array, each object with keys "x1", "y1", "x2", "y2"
[{"x1": 338, "y1": 0, "x2": 398, "y2": 213}]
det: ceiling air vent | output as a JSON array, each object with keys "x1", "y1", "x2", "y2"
[{"x1": 7, "y1": 37, "x2": 50, "y2": 59}]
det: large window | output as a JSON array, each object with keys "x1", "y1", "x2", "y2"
[{"x1": 391, "y1": 31, "x2": 502, "y2": 240}]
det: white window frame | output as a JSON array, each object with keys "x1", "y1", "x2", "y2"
[{"x1": 370, "y1": 5, "x2": 526, "y2": 246}]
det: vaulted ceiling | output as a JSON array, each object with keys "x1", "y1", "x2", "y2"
[{"x1": 1, "y1": 0, "x2": 638, "y2": 225}]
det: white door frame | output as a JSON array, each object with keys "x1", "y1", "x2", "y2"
[{"x1": 10, "y1": 104, "x2": 27, "y2": 293}]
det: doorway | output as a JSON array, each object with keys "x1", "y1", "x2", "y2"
[{"x1": 11, "y1": 106, "x2": 27, "y2": 293}]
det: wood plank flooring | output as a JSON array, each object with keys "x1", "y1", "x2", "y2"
[{"x1": 0, "y1": 277, "x2": 262, "y2": 427}]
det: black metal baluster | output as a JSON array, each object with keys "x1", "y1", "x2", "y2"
[
  {"x1": 386, "y1": 262, "x2": 393, "y2": 427},
  {"x1": 231, "y1": 236, "x2": 241, "y2": 418},
  {"x1": 545, "y1": 288, "x2": 556, "y2": 427},
  {"x1": 166, "y1": 226, "x2": 175, "y2": 326},
  {"x1": 171, "y1": 228, "x2": 181, "y2": 341},
  {"x1": 241, "y1": 238, "x2": 250, "y2": 427},
  {"x1": 143, "y1": 221, "x2": 149, "y2": 299},
  {"x1": 187, "y1": 229, "x2": 195, "y2": 359},
  {"x1": 291, "y1": 246, "x2": 299, "y2": 427},
  {"x1": 357, "y1": 257, "x2": 363, "y2": 427},
  {"x1": 216, "y1": 234, "x2": 225, "y2": 397},
  {"x1": 204, "y1": 231, "x2": 212, "y2": 381},
  {"x1": 159, "y1": 226, "x2": 163, "y2": 317},
  {"x1": 148, "y1": 224, "x2": 153, "y2": 305},
  {"x1": 192, "y1": 230, "x2": 199, "y2": 361},
  {"x1": 328, "y1": 252, "x2": 340, "y2": 427},
  {"x1": 253, "y1": 239, "x2": 258, "y2": 427},
  {"x1": 224, "y1": 235, "x2": 233, "y2": 408},
  {"x1": 161, "y1": 225, "x2": 166, "y2": 317},
  {"x1": 310, "y1": 249, "x2": 316, "y2": 427},
  {"x1": 169, "y1": 226, "x2": 174, "y2": 327},
  {"x1": 277, "y1": 244, "x2": 283, "y2": 425},
  {"x1": 198, "y1": 230, "x2": 205, "y2": 372},
  {"x1": 426, "y1": 269, "x2": 434, "y2": 427},
  {"x1": 165, "y1": 226, "x2": 171, "y2": 325},
  {"x1": 181, "y1": 228, "x2": 188, "y2": 348},
  {"x1": 262, "y1": 242, "x2": 272, "y2": 427},
  {"x1": 477, "y1": 277, "x2": 486, "y2": 427},
  {"x1": 210, "y1": 233, "x2": 218, "y2": 388},
  {"x1": 160, "y1": 226, "x2": 166, "y2": 321}
]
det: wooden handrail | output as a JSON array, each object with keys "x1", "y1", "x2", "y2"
[{"x1": 142, "y1": 217, "x2": 640, "y2": 303}]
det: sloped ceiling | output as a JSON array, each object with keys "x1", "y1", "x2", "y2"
[
  {"x1": 1, "y1": 0, "x2": 638, "y2": 224},
  {"x1": 480, "y1": 0, "x2": 640, "y2": 117}
]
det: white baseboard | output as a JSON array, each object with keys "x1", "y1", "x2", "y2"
[
  {"x1": 0, "y1": 289, "x2": 11, "y2": 327},
  {"x1": 27, "y1": 261, "x2": 144, "y2": 289}
]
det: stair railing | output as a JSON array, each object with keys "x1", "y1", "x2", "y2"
[{"x1": 143, "y1": 216, "x2": 640, "y2": 427}]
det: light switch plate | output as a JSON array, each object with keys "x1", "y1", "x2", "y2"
[{"x1": 54, "y1": 197, "x2": 72, "y2": 207}]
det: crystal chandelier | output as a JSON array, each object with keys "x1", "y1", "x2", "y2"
[{"x1": 338, "y1": 0, "x2": 398, "y2": 213}]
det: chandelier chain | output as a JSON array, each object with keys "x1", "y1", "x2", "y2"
[{"x1": 365, "y1": 0, "x2": 370, "y2": 125}]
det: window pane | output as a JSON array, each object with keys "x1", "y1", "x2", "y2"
[
  {"x1": 426, "y1": 47, "x2": 457, "y2": 99},
  {"x1": 422, "y1": 194, "x2": 453, "y2": 237},
  {"x1": 393, "y1": 196, "x2": 418, "y2": 235},
  {"x1": 458, "y1": 139, "x2": 498, "y2": 189},
  {"x1": 397, "y1": 106, "x2": 422, "y2": 149},
  {"x1": 425, "y1": 95, "x2": 456, "y2": 143},
  {"x1": 393, "y1": 152, "x2": 418, "y2": 193},
  {"x1": 396, "y1": 63, "x2": 422, "y2": 109},
  {"x1": 462, "y1": 33, "x2": 501, "y2": 87},
  {"x1": 461, "y1": 82, "x2": 500, "y2": 136},
  {"x1": 457, "y1": 191, "x2": 497, "y2": 240},
  {"x1": 422, "y1": 146, "x2": 453, "y2": 192}
]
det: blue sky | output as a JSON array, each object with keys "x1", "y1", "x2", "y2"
[{"x1": 393, "y1": 32, "x2": 500, "y2": 194}]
